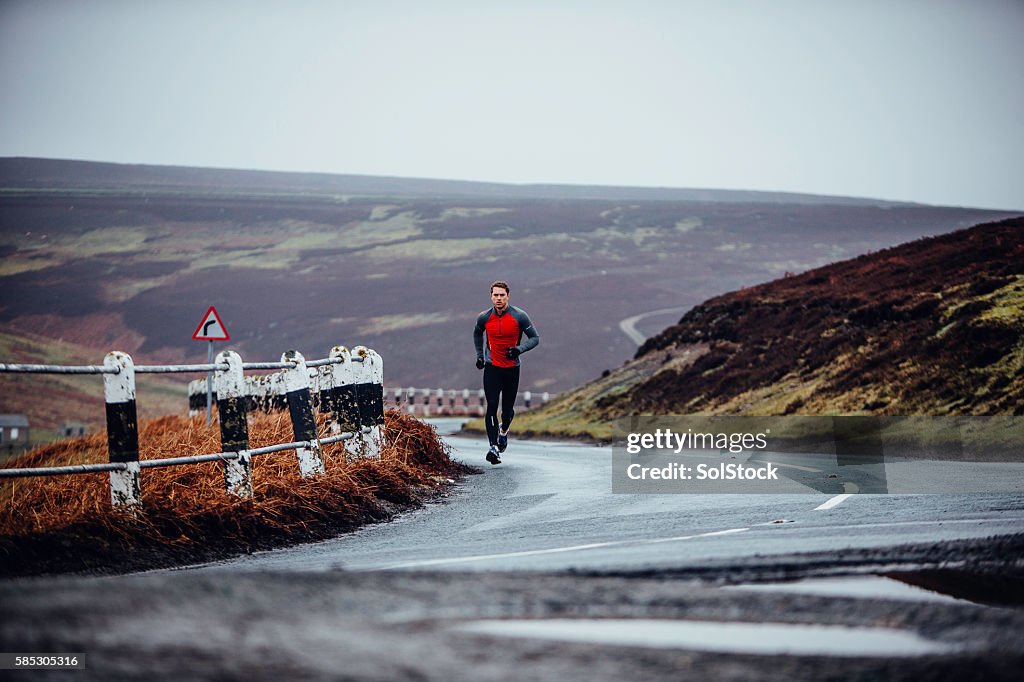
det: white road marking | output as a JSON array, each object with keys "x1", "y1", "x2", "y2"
[
  {"x1": 646, "y1": 527, "x2": 750, "y2": 544},
  {"x1": 768, "y1": 461, "x2": 822, "y2": 473},
  {"x1": 815, "y1": 493, "x2": 853, "y2": 511},
  {"x1": 374, "y1": 527, "x2": 751, "y2": 570},
  {"x1": 694, "y1": 528, "x2": 750, "y2": 538},
  {"x1": 814, "y1": 482, "x2": 862, "y2": 510}
]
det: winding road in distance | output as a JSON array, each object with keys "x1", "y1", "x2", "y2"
[{"x1": 618, "y1": 306, "x2": 693, "y2": 345}]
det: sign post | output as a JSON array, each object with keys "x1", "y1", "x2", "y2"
[{"x1": 192, "y1": 306, "x2": 231, "y2": 426}]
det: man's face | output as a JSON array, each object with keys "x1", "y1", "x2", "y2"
[{"x1": 491, "y1": 287, "x2": 509, "y2": 311}]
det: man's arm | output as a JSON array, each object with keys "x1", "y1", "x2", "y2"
[
  {"x1": 473, "y1": 312, "x2": 487, "y2": 360},
  {"x1": 514, "y1": 310, "x2": 539, "y2": 354}
]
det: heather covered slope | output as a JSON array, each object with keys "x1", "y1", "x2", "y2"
[{"x1": 515, "y1": 217, "x2": 1024, "y2": 439}]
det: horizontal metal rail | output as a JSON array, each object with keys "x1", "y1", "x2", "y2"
[
  {"x1": 305, "y1": 358, "x2": 340, "y2": 368},
  {"x1": 0, "y1": 461, "x2": 130, "y2": 477},
  {"x1": 241, "y1": 361, "x2": 297, "y2": 370},
  {"x1": 133, "y1": 361, "x2": 301, "y2": 373},
  {"x1": 136, "y1": 363, "x2": 229, "y2": 373},
  {"x1": 0, "y1": 363, "x2": 119, "y2": 375},
  {"x1": 0, "y1": 428, "x2": 370, "y2": 479},
  {"x1": 1, "y1": 355, "x2": 361, "y2": 376}
]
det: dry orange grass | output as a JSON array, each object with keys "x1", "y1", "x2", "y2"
[{"x1": 0, "y1": 409, "x2": 472, "y2": 577}]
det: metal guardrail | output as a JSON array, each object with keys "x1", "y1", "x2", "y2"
[
  {"x1": 0, "y1": 346, "x2": 385, "y2": 510},
  {"x1": 0, "y1": 356, "x2": 360, "y2": 375},
  {"x1": 388, "y1": 387, "x2": 553, "y2": 416},
  {"x1": 0, "y1": 429, "x2": 370, "y2": 478},
  {"x1": 0, "y1": 363, "x2": 120, "y2": 374}
]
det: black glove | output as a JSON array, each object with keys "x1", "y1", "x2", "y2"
[
  {"x1": 476, "y1": 357, "x2": 486, "y2": 369},
  {"x1": 505, "y1": 347, "x2": 521, "y2": 360}
]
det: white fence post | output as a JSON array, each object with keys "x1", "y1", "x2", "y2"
[
  {"x1": 215, "y1": 350, "x2": 252, "y2": 497},
  {"x1": 282, "y1": 350, "x2": 324, "y2": 477},
  {"x1": 103, "y1": 351, "x2": 141, "y2": 510},
  {"x1": 327, "y1": 346, "x2": 363, "y2": 460},
  {"x1": 364, "y1": 348, "x2": 385, "y2": 458},
  {"x1": 350, "y1": 346, "x2": 374, "y2": 458}
]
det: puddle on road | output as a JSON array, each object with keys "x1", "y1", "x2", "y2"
[
  {"x1": 725, "y1": 575, "x2": 967, "y2": 605},
  {"x1": 885, "y1": 570, "x2": 1024, "y2": 608},
  {"x1": 454, "y1": 618, "x2": 957, "y2": 657},
  {"x1": 726, "y1": 571, "x2": 1023, "y2": 608}
]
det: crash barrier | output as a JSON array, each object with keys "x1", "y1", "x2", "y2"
[
  {"x1": 390, "y1": 388, "x2": 552, "y2": 417},
  {"x1": 186, "y1": 346, "x2": 385, "y2": 423},
  {"x1": 0, "y1": 345, "x2": 385, "y2": 510},
  {"x1": 190, "y1": 380, "x2": 551, "y2": 418}
]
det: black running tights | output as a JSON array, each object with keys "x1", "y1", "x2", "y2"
[{"x1": 483, "y1": 364, "x2": 520, "y2": 446}]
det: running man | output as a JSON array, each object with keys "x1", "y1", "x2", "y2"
[{"x1": 473, "y1": 280, "x2": 540, "y2": 464}]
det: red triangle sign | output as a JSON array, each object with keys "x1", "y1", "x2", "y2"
[{"x1": 192, "y1": 306, "x2": 230, "y2": 341}]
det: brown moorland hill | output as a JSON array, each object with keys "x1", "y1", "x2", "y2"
[
  {"x1": 2, "y1": 158, "x2": 1018, "y2": 436},
  {"x1": 513, "y1": 217, "x2": 1024, "y2": 438}
]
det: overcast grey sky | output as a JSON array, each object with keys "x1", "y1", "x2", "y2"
[{"x1": 1, "y1": 0, "x2": 1022, "y2": 209}]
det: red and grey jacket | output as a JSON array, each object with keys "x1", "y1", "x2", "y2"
[{"x1": 473, "y1": 305, "x2": 539, "y2": 368}]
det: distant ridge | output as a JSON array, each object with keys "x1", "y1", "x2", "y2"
[{"x1": 0, "y1": 156, "x2": 912, "y2": 207}]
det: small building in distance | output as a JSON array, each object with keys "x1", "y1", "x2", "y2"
[
  {"x1": 0, "y1": 414, "x2": 30, "y2": 454},
  {"x1": 60, "y1": 421, "x2": 88, "y2": 438}
]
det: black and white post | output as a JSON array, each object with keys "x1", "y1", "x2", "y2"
[
  {"x1": 351, "y1": 346, "x2": 375, "y2": 457},
  {"x1": 214, "y1": 350, "x2": 252, "y2": 497},
  {"x1": 103, "y1": 351, "x2": 141, "y2": 510},
  {"x1": 363, "y1": 348, "x2": 384, "y2": 458},
  {"x1": 282, "y1": 350, "x2": 324, "y2": 477},
  {"x1": 326, "y1": 345, "x2": 363, "y2": 459}
]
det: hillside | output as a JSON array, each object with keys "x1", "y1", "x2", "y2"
[
  {"x1": 1, "y1": 158, "x2": 1018, "y2": 437},
  {"x1": 515, "y1": 217, "x2": 1024, "y2": 439}
]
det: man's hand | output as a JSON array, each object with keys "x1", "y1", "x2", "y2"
[
  {"x1": 476, "y1": 357, "x2": 486, "y2": 370},
  {"x1": 505, "y1": 347, "x2": 521, "y2": 360}
]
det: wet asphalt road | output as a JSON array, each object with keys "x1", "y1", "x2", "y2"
[
  {"x1": 189, "y1": 427, "x2": 1024, "y2": 574},
  {"x1": 2, "y1": 422, "x2": 1023, "y2": 680}
]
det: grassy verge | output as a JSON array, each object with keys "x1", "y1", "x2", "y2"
[
  {"x1": 461, "y1": 413, "x2": 611, "y2": 443},
  {"x1": 0, "y1": 410, "x2": 474, "y2": 578}
]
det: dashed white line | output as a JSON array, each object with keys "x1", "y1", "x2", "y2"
[
  {"x1": 374, "y1": 527, "x2": 750, "y2": 570},
  {"x1": 815, "y1": 493, "x2": 853, "y2": 511}
]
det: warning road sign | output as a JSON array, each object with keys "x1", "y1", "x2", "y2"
[{"x1": 192, "y1": 306, "x2": 230, "y2": 341}]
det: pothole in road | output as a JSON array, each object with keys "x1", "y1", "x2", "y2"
[
  {"x1": 724, "y1": 571, "x2": 1023, "y2": 608},
  {"x1": 724, "y1": 575, "x2": 966, "y2": 605},
  {"x1": 453, "y1": 618, "x2": 959, "y2": 657}
]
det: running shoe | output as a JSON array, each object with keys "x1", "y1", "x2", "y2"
[
  {"x1": 497, "y1": 428, "x2": 509, "y2": 453},
  {"x1": 486, "y1": 445, "x2": 501, "y2": 465}
]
